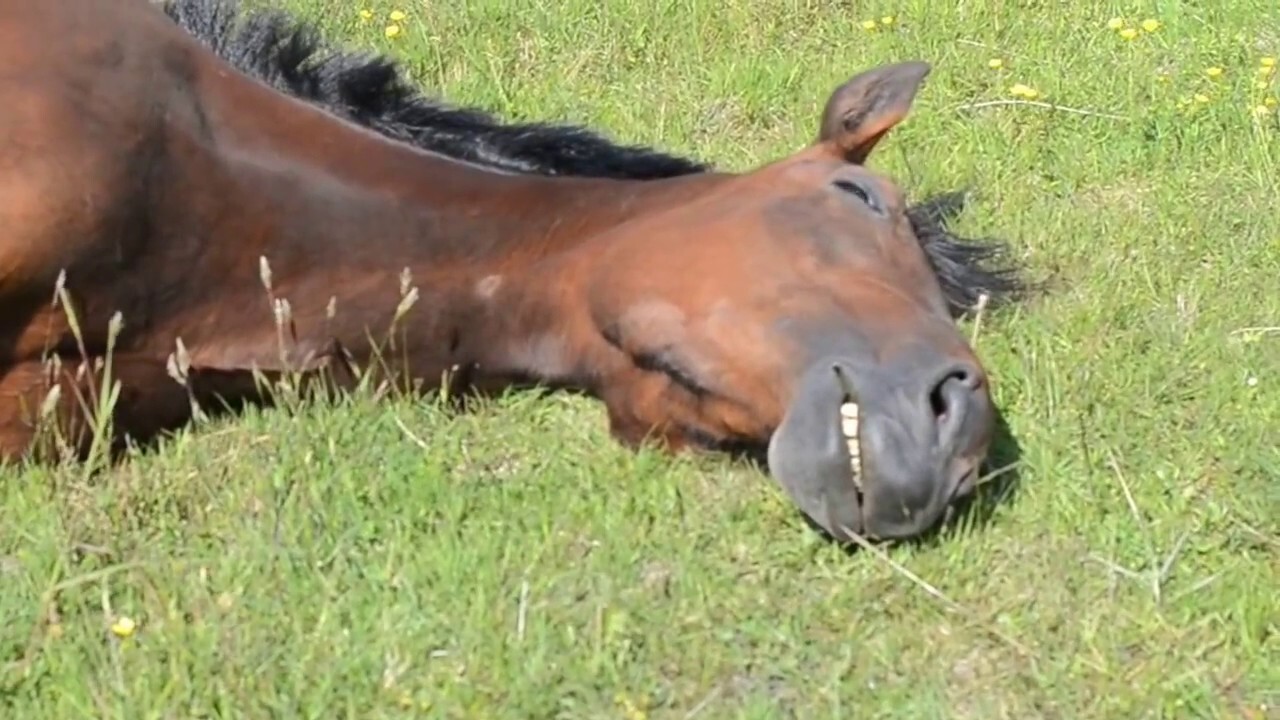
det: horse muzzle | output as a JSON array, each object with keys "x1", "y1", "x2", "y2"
[{"x1": 765, "y1": 351, "x2": 993, "y2": 542}]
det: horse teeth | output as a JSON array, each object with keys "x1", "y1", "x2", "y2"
[
  {"x1": 839, "y1": 402, "x2": 859, "y2": 437},
  {"x1": 840, "y1": 417, "x2": 859, "y2": 439},
  {"x1": 839, "y1": 401, "x2": 862, "y2": 488}
]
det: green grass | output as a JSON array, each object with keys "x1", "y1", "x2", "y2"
[{"x1": 3, "y1": 0, "x2": 1278, "y2": 717}]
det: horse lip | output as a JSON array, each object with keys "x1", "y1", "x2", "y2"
[
  {"x1": 764, "y1": 359, "x2": 867, "y2": 542},
  {"x1": 832, "y1": 361, "x2": 858, "y2": 398},
  {"x1": 765, "y1": 428, "x2": 866, "y2": 542}
]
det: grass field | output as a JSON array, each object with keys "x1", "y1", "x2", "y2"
[{"x1": 3, "y1": 0, "x2": 1278, "y2": 717}]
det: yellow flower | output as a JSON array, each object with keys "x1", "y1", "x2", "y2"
[
  {"x1": 1257, "y1": 80, "x2": 1271, "y2": 90},
  {"x1": 1106, "y1": 17, "x2": 1125, "y2": 30},
  {"x1": 1205, "y1": 66, "x2": 1224, "y2": 78},
  {"x1": 880, "y1": 16, "x2": 895, "y2": 26},
  {"x1": 861, "y1": 19, "x2": 878, "y2": 30},
  {"x1": 1119, "y1": 28, "x2": 1139, "y2": 40},
  {"x1": 988, "y1": 58, "x2": 1004, "y2": 69},
  {"x1": 384, "y1": 24, "x2": 402, "y2": 38},
  {"x1": 1009, "y1": 83, "x2": 1039, "y2": 99},
  {"x1": 615, "y1": 693, "x2": 649, "y2": 720},
  {"x1": 1262, "y1": 57, "x2": 1277, "y2": 68},
  {"x1": 389, "y1": 9, "x2": 406, "y2": 22},
  {"x1": 1260, "y1": 66, "x2": 1275, "y2": 77},
  {"x1": 358, "y1": 9, "x2": 372, "y2": 21},
  {"x1": 110, "y1": 616, "x2": 137, "y2": 638},
  {"x1": 1141, "y1": 19, "x2": 1161, "y2": 33}
]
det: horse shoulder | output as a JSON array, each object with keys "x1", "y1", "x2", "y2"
[{"x1": 0, "y1": 1, "x2": 207, "y2": 353}]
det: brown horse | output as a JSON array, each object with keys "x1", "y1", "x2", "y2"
[{"x1": 0, "y1": 0, "x2": 1027, "y2": 543}]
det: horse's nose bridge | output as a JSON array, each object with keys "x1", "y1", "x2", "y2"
[
  {"x1": 868, "y1": 317, "x2": 988, "y2": 400},
  {"x1": 831, "y1": 278, "x2": 979, "y2": 370}
]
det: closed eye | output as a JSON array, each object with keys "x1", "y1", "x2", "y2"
[{"x1": 833, "y1": 178, "x2": 886, "y2": 216}]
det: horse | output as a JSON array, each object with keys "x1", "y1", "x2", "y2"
[{"x1": 0, "y1": 0, "x2": 1028, "y2": 543}]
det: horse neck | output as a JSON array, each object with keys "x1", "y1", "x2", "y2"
[
  {"x1": 206, "y1": 65, "x2": 710, "y2": 260},
  {"x1": 159, "y1": 59, "x2": 721, "y2": 389}
]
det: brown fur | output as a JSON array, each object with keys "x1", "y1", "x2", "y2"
[{"x1": 0, "y1": 0, "x2": 1019, "y2": 541}]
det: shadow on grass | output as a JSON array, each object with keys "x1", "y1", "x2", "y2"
[
  {"x1": 414, "y1": 386, "x2": 1030, "y2": 554},
  {"x1": 22, "y1": 364, "x2": 1025, "y2": 563}
]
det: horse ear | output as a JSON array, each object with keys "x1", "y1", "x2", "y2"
[{"x1": 816, "y1": 61, "x2": 931, "y2": 164}]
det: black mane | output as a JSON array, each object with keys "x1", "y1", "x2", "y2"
[{"x1": 162, "y1": 0, "x2": 1027, "y2": 316}]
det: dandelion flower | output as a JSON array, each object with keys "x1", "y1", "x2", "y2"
[
  {"x1": 1009, "y1": 83, "x2": 1039, "y2": 99},
  {"x1": 1119, "y1": 28, "x2": 1139, "y2": 40},
  {"x1": 861, "y1": 19, "x2": 878, "y2": 30},
  {"x1": 358, "y1": 9, "x2": 372, "y2": 21},
  {"x1": 110, "y1": 616, "x2": 137, "y2": 638},
  {"x1": 1205, "y1": 66, "x2": 1224, "y2": 78},
  {"x1": 389, "y1": 9, "x2": 406, "y2": 22},
  {"x1": 1107, "y1": 17, "x2": 1125, "y2": 30},
  {"x1": 384, "y1": 24, "x2": 402, "y2": 38},
  {"x1": 1262, "y1": 57, "x2": 1277, "y2": 68},
  {"x1": 880, "y1": 16, "x2": 895, "y2": 26},
  {"x1": 1141, "y1": 19, "x2": 1161, "y2": 33},
  {"x1": 988, "y1": 58, "x2": 1004, "y2": 69}
]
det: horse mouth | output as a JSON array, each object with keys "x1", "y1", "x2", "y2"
[
  {"x1": 757, "y1": 362, "x2": 873, "y2": 542},
  {"x1": 835, "y1": 363, "x2": 865, "y2": 501},
  {"x1": 840, "y1": 398, "x2": 865, "y2": 495}
]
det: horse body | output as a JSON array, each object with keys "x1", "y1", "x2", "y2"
[
  {"x1": 0, "y1": 0, "x2": 1028, "y2": 543},
  {"x1": 3, "y1": 0, "x2": 713, "y2": 411}
]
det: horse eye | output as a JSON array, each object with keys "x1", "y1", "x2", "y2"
[{"x1": 833, "y1": 178, "x2": 886, "y2": 216}]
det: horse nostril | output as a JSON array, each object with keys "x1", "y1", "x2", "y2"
[{"x1": 927, "y1": 362, "x2": 981, "y2": 423}]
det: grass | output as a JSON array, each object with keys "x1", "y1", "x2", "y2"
[{"x1": 2, "y1": 0, "x2": 1278, "y2": 717}]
